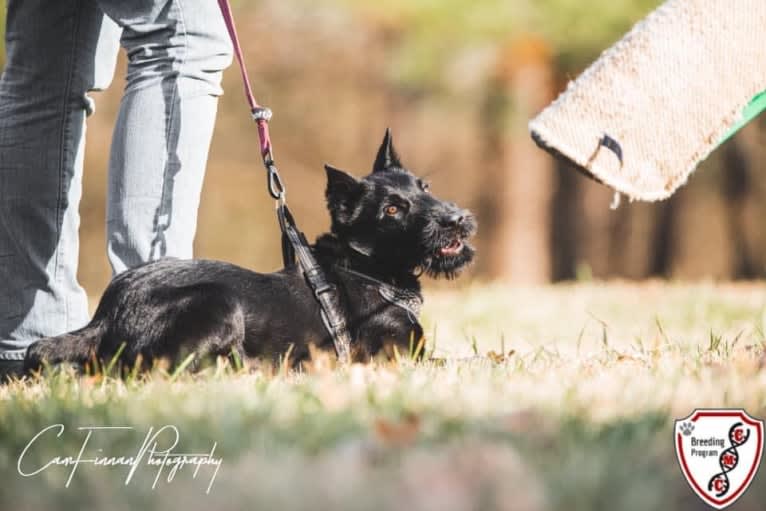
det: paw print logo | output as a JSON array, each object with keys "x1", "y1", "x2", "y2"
[{"x1": 680, "y1": 422, "x2": 695, "y2": 436}]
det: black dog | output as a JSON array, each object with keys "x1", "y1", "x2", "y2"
[{"x1": 25, "y1": 130, "x2": 476, "y2": 371}]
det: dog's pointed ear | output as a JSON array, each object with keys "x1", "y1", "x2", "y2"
[
  {"x1": 325, "y1": 164, "x2": 360, "y2": 197},
  {"x1": 325, "y1": 165, "x2": 362, "y2": 224},
  {"x1": 373, "y1": 128, "x2": 403, "y2": 173}
]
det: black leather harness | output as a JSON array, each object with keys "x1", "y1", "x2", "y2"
[
  {"x1": 278, "y1": 204, "x2": 423, "y2": 362},
  {"x1": 335, "y1": 266, "x2": 423, "y2": 320},
  {"x1": 276, "y1": 205, "x2": 353, "y2": 362}
]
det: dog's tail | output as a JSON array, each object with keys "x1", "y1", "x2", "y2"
[{"x1": 24, "y1": 320, "x2": 107, "y2": 373}]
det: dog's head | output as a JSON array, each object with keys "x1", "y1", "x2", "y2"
[{"x1": 324, "y1": 129, "x2": 476, "y2": 278}]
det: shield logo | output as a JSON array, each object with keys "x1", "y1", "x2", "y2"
[{"x1": 675, "y1": 409, "x2": 764, "y2": 510}]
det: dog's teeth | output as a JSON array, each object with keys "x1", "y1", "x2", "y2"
[{"x1": 439, "y1": 240, "x2": 464, "y2": 256}]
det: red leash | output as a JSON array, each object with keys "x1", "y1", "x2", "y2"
[
  {"x1": 217, "y1": 0, "x2": 273, "y2": 162},
  {"x1": 215, "y1": 0, "x2": 353, "y2": 363}
]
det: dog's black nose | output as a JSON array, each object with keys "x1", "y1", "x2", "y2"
[{"x1": 441, "y1": 213, "x2": 465, "y2": 228}]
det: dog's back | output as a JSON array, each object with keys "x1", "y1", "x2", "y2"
[{"x1": 25, "y1": 258, "x2": 326, "y2": 372}]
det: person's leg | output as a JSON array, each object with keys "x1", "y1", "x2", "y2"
[
  {"x1": 98, "y1": 1, "x2": 232, "y2": 273},
  {"x1": 0, "y1": 0, "x2": 120, "y2": 364}
]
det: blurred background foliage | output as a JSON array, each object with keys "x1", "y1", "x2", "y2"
[
  {"x1": 2, "y1": 0, "x2": 765, "y2": 295},
  {"x1": 334, "y1": 0, "x2": 659, "y2": 84},
  {"x1": 0, "y1": 6, "x2": 4, "y2": 63}
]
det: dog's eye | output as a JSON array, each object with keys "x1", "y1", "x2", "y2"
[
  {"x1": 385, "y1": 205, "x2": 399, "y2": 216},
  {"x1": 418, "y1": 180, "x2": 430, "y2": 192}
]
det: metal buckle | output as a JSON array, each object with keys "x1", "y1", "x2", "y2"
[
  {"x1": 251, "y1": 106, "x2": 273, "y2": 122},
  {"x1": 313, "y1": 283, "x2": 335, "y2": 298},
  {"x1": 314, "y1": 281, "x2": 335, "y2": 299}
]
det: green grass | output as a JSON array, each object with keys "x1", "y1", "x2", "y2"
[{"x1": 2, "y1": 283, "x2": 765, "y2": 510}]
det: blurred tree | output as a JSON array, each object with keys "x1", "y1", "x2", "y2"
[{"x1": 480, "y1": 36, "x2": 556, "y2": 283}]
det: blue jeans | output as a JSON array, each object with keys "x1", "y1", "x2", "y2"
[{"x1": 0, "y1": 0, "x2": 232, "y2": 361}]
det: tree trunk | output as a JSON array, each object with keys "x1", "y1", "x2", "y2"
[{"x1": 481, "y1": 36, "x2": 556, "y2": 284}]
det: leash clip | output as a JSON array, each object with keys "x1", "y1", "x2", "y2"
[{"x1": 266, "y1": 162, "x2": 285, "y2": 201}]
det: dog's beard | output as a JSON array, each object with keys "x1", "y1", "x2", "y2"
[
  {"x1": 348, "y1": 231, "x2": 474, "y2": 279},
  {"x1": 420, "y1": 243, "x2": 475, "y2": 279},
  {"x1": 338, "y1": 214, "x2": 476, "y2": 280},
  {"x1": 417, "y1": 220, "x2": 476, "y2": 279}
]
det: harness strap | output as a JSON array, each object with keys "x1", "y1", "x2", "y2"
[
  {"x1": 335, "y1": 266, "x2": 423, "y2": 318},
  {"x1": 278, "y1": 206, "x2": 352, "y2": 362},
  {"x1": 217, "y1": 0, "x2": 352, "y2": 362}
]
